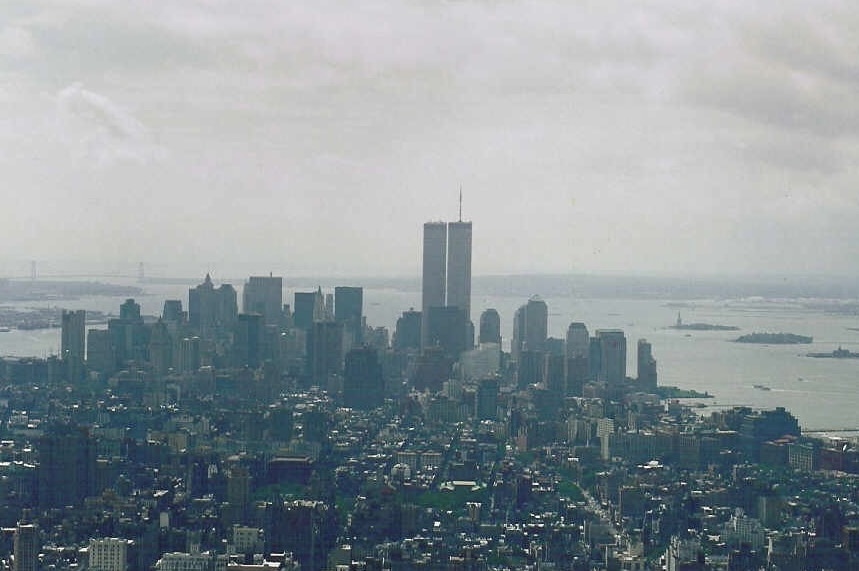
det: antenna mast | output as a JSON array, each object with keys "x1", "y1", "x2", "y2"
[{"x1": 458, "y1": 186, "x2": 462, "y2": 222}]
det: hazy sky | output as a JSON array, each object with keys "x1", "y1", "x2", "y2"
[{"x1": 2, "y1": 1, "x2": 858, "y2": 278}]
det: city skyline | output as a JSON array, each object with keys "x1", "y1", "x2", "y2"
[{"x1": 3, "y1": 2, "x2": 859, "y2": 278}]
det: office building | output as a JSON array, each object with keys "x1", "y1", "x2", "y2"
[
  {"x1": 475, "y1": 377, "x2": 500, "y2": 420},
  {"x1": 446, "y1": 220, "x2": 472, "y2": 319},
  {"x1": 420, "y1": 218, "x2": 473, "y2": 352},
  {"x1": 421, "y1": 221, "x2": 448, "y2": 349},
  {"x1": 88, "y1": 537, "x2": 129, "y2": 571},
  {"x1": 342, "y1": 346, "x2": 384, "y2": 410},
  {"x1": 37, "y1": 423, "x2": 97, "y2": 509},
  {"x1": 61, "y1": 309, "x2": 86, "y2": 382},
  {"x1": 478, "y1": 308, "x2": 501, "y2": 345},
  {"x1": 425, "y1": 305, "x2": 470, "y2": 359},
  {"x1": 565, "y1": 322, "x2": 590, "y2": 358},
  {"x1": 394, "y1": 309, "x2": 421, "y2": 351},
  {"x1": 188, "y1": 274, "x2": 237, "y2": 339},
  {"x1": 512, "y1": 297, "x2": 548, "y2": 361},
  {"x1": 13, "y1": 522, "x2": 38, "y2": 571},
  {"x1": 87, "y1": 329, "x2": 114, "y2": 378},
  {"x1": 242, "y1": 275, "x2": 283, "y2": 326},
  {"x1": 307, "y1": 320, "x2": 343, "y2": 388},
  {"x1": 637, "y1": 338, "x2": 657, "y2": 391},
  {"x1": 334, "y1": 286, "x2": 363, "y2": 344},
  {"x1": 162, "y1": 299, "x2": 184, "y2": 322},
  {"x1": 596, "y1": 329, "x2": 627, "y2": 386},
  {"x1": 234, "y1": 313, "x2": 264, "y2": 369}
]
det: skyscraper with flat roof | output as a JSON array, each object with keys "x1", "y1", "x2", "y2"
[
  {"x1": 242, "y1": 275, "x2": 283, "y2": 326},
  {"x1": 61, "y1": 309, "x2": 86, "y2": 382},
  {"x1": 596, "y1": 329, "x2": 627, "y2": 386},
  {"x1": 446, "y1": 220, "x2": 472, "y2": 320},
  {"x1": 421, "y1": 218, "x2": 473, "y2": 353},
  {"x1": 421, "y1": 222, "x2": 448, "y2": 349},
  {"x1": 335, "y1": 286, "x2": 363, "y2": 344}
]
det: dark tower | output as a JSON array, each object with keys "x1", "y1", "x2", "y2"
[
  {"x1": 478, "y1": 308, "x2": 501, "y2": 345},
  {"x1": 334, "y1": 286, "x2": 364, "y2": 345},
  {"x1": 342, "y1": 346, "x2": 384, "y2": 410}
]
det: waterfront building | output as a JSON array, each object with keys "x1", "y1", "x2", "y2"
[
  {"x1": 242, "y1": 275, "x2": 283, "y2": 326},
  {"x1": 61, "y1": 309, "x2": 86, "y2": 382},
  {"x1": 595, "y1": 329, "x2": 627, "y2": 386},
  {"x1": 637, "y1": 338, "x2": 657, "y2": 391},
  {"x1": 565, "y1": 322, "x2": 589, "y2": 358}
]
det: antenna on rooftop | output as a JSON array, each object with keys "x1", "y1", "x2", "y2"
[{"x1": 458, "y1": 186, "x2": 463, "y2": 222}]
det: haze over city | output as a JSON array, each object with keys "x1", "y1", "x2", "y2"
[{"x1": 2, "y1": 1, "x2": 858, "y2": 278}]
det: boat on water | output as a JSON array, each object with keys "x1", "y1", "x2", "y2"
[{"x1": 753, "y1": 384, "x2": 772, "y2": 391}]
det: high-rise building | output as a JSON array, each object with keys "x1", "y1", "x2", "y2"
[
  {"x1": 334, "y1": 286, "x2": 363, "y2": 344},
  {"x1": 421, "y1": 222, "x2": 447, "y2": 349},
  {"x1": 87, "y1": 329, "x2": 114, "y2": 378},
  {"x1": 188, "y1": 274, "x2": 237, "y2": 339},
  {"x1": 637, "y1": 338, "x2": 658, "y2": 391},
  {"x1": 565, "y1": 322, "x2": 590, "y2": 358},
  {"x1": 293, "y1": 291, "x2": 317, "y2": 331},
  {"x1": 565, "y1": 321, "x2": 590, "y2": 395},
  {"x1": 342, "y1": 346, "x2": 384, "y2": 410},
  {"x1": 512, "y1": 297, "x2": 548, "y2": 361},
  {"x1": 478, "y1": 309, "x2": 501, "y2": 345},
  {"x1": 234, "y1": 313, "x2": 264, "y2": 369},
  {"x1": 307, "y1": 320, "x2": 343, "y2": 389},
  {"x1": 446, "y1": 220, "x2": 472, "y2": 320},
  {"x1": 37, "y1": 423, "x2": 97, "y2": 509},
  {"x1": 596, "y1": 329, "x2": 627, "y2": 386},
  {"x1": 242, "y1": 275, "x2": 283, "y2": 326},
  {"x1": 394, "y1": 309, "x2": 421, "y2": 351},
  {"x1": 13, "y1": 522, "x2": 38, "y2": 571},
  {"x1": 420, "y1": 219, "x2": 473, "y2": 354},
  {"x1": 61, "y1": 309, "x2": 86, "y2": 382}
]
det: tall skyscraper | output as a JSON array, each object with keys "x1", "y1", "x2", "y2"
[
  {"x1": 13, "y1": 522, "x2": 38, "y2": 571},
  {"x1": 512, "y1": 297, "x2": 548, "y2": 361},
  {"x1": 595, "y1": 329, "x2": 627, "y2": 386},
  {"x1": 334, "y1": 286, "x2": 364, "y2": 344},
  {"x1": 565, "y1": 322, "x2": 590, "y2": 358},
  {"x1": 61, "y1": 309, "x2": 86, "y2": 382},
  {"x1": 420, "y1": 218, "x2": 473, "y2": 353},
  {"x1": 188, "y1": 274, "x2": 237, "y2": 339},
  {"x1": 242, "y1": 275, "x2": 283, "y2": 326},
  {"x1": 446, "y1": 221, "x2": 472, "y2": 319},
  {"x1": 421, "y1": 222, "x2": 448, "y2": 349},
  {"x1": 637, "y1": 338, "x2": 657, "y2": 391}
]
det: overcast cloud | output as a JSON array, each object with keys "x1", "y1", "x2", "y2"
[{"x1": 1, "y1": 1, "x2": 858, "y2": 278}]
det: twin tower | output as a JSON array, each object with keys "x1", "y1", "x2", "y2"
[{"x1": 421, "y1": 220, "x2": 473, "y2": 352}]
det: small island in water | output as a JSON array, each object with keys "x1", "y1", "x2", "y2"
[
  {"x1": 669, "y1": 313, "x2": 739, "y2": 331},
  {"x1": 735, "y1": 332, "x2": 813, "y2": 344}
]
